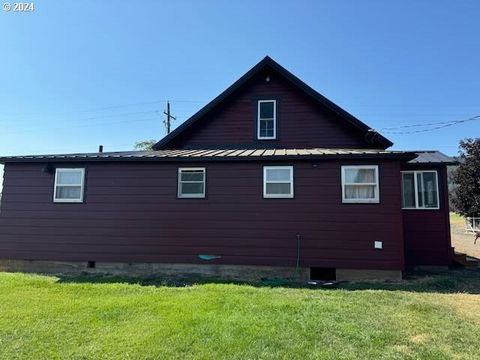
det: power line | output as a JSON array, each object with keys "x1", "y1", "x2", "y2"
[
  {"x1": 1, "y1": 109, "x2": 160, "y2": 128},
  {"x1": 63, "y1": 110, "x2": 159, "y2": 124},
  {"x1": 381, "y1": 115, "x2": 480, "y2": 134},
  {"x1": 74, "y1": 99, "x2": 207, "y2": 113},
  {"x1": 68, "y1": 100, "x2": 166, "y2": 114},
  {"x1": 1, "y1": 110, "x2": 160, "y2": 134},
  {"x1": 0, "y1": 99, "x2": 207, "y2": 123},
  {"x1": 380, "y1": 116, "x2": 479, "y2": 130},
  {"x1": 2, "y1": 116, "x2": 163, "y2": 136}
]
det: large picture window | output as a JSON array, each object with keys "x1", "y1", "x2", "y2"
[
  {"x1": 178, "y1": 168, "x2": 206, "y2": 198},
  {"x1": 54, "y1": 168, "x2": 85, "y2": 203},
  {"x1": 341, "y1": 165, "x2": 379, "y2": 203},
  {"x1": 263, "y1": 166, "x2": 293, "y2": 198},
  {"x1": 402, "y1": 171, "x2": 439, "y2": 209},
  {"x1": 257, "y1": 100, "x2": 276, "y2": 139}
]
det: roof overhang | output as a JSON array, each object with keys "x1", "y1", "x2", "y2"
[{"x1": 0, "y1": 148, "x2": 416, "y2": 164}]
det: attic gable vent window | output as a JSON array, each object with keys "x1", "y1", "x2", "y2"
[{"x1": 257, "y1": 100, "x2": 276, "y2": 140}]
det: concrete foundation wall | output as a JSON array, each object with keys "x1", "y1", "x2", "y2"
[
  {"x1": 0, "y1": 259, "x2": 310, "y2": 282},
  {"x1": 0, "y1": 259, "x2": 402, "y2": 282},
  {"x1": 336, "y1": 268, "x2": 402, "y2": 281}
]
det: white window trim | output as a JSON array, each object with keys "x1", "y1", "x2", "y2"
[
  {"x1": 53, "y1": 168, "x2": 85, "y2": 203},
  {"x1": 341, "y1": 165, "x2": 379, "y2": 203},
  {"x1": 257, "y1": 100, "x2": 277, "y2": 140},
  {"x1": 263, "y1": 166, "x2": 294, "y2": 199},
  {"x1": 178, "y1": 167, "x2": 206, "y2": 198},
  {"x1": 401, "y1": 170, "x2": 440, "y2": 210}
]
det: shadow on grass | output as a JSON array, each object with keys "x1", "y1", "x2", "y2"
[{"x1": 55, "y1": 267, "x2": 480, "y2": 294}]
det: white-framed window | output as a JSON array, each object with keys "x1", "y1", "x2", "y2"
[
  {"x1": 402, "y1": 170, "x2": 439, "y2": 209},
  {"x1": 341, "y1": 165, "x2": 379, "y2": 203},
  {"x1": 263, "y1": 166, "x2": 293, "y2": 198},
  {"x1": 53, "y1": 168, "x2": 85, "y2": 203},
  {"x1": 257, "y1": 100, "x2": 276, "y2": 139},
  {"x1": 178, "y1": 168, "x2": 206, "y2": 198}
]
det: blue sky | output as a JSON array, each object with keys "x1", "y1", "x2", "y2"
[{"x1": 1, "y1": 0, "x2": 479, "y2": 185}]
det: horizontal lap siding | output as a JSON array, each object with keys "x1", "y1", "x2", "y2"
[
  {"x1": 169, "y1": 70, "x2": 377, "y2": 149},
  {"x1": 402, "y1": 166, "x2": 452, "y2": 266},
  {"x1": 0, "y1": 160, "x2": 404, "y2": 270}
]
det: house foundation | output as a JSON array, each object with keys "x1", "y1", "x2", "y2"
[{"x1": 0, "y1": 259, "x2": 401, "y2": 282}]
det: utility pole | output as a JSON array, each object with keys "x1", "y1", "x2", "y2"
[{"x1": 163, "y1": 101, "x2": 176, "y2": 134}]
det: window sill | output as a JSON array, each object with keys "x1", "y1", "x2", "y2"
[
  {"x1": 342, "y1": 199, "x2": 380, "y2": 204},
  {"x1": 263, "y1": 195, "x2": 294, "y2": 199},
  {"x1": 402, "y1": 207, "x2": 440, "y2": 210}
]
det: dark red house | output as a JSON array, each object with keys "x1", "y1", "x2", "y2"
[{"x1": 0, "y1": 57, "x2": 456, "y2": 281}]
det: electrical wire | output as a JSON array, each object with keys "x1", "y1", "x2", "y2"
[
  {"x1": 0, "y1": 99, "x2": 208, "y2": 121},
  {"x1": 2, "y1": 116, "x2": 163, "y2": 136},
  {"x1": 381, "y1": 115, "x2": 480, "y2": 134}
]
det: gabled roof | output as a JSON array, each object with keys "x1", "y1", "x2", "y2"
[{"x1": 153, "y1": 56, "x2": 393, "y2": 150}]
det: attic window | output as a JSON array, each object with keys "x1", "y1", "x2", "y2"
[{"x1": 257, "y1": 100, "x2": 276, "y2": 140}]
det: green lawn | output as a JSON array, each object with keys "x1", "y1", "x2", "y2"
[{"x1": 1, "y1": 271, "x2": 480, "y2": 359}]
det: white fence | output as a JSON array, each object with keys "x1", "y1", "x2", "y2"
[{"x1": 465, "y1": 217, "x2": 480, "y2": 234}]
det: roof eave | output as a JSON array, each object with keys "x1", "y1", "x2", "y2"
[
  {"x1": 0, "y1": 153, "x2": 414, "y2": 164},
  {"x1": 406, "y1": 161, "x2": 459, "y2": 166}
]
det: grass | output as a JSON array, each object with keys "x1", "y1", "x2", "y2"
[
  {"x1": 0, "y1": 270, "x2": 480, "y2": 359},
  {"x1": 450, "y1": 211, "x2": 465, "y2": 225}
]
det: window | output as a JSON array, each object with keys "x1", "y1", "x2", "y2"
[
  {"x1": 341, "y1": 165, "x2": 379, "y2": 203},
  {"x1": 178, "y1": 168, "x2": 206, "y2": 198},
  {"x1": 257, "y1": 100, "x2": 276, "y2": 139},
  {"x1": 402, "y1": 171, "x2": 439, "y2": 209},
  {"x1": 54, "y1": 168, "x2": 85, "y2": 203},
  {"x1": 263, "y1": 166, "x2": 293, "y2": 198}
]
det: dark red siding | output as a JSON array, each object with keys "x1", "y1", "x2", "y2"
[
  {"x1": 168, "y1": 69, "x2": 380, "y2": 149},
  {"x1": 402, "y1": 165, "x2": 452, "y2": 266},
  {"x1": 0, "y1": 160, "x2": 404, "y2": 270}
]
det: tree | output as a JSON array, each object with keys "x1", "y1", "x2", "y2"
[
  {"x1": 134, "y1": 139, "x2": 157, "y2": 151},
  {"x1": 452, "y1": 138, "x2": 480, "y2": 217},
  {"x1": 448, "y1": 164, "x2": 459, "y2": 212}
]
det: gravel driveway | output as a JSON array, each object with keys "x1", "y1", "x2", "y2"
[{"x1": 451, "y1": 221, "x2": 480, "y2": 259}]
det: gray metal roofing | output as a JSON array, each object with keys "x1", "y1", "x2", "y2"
[
  {"x1": 0, "y1": 148, "x2": 455, "y2": 164},
  {"x1": 407, "y1": 150, "x2": 457, "y2": 164}
]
